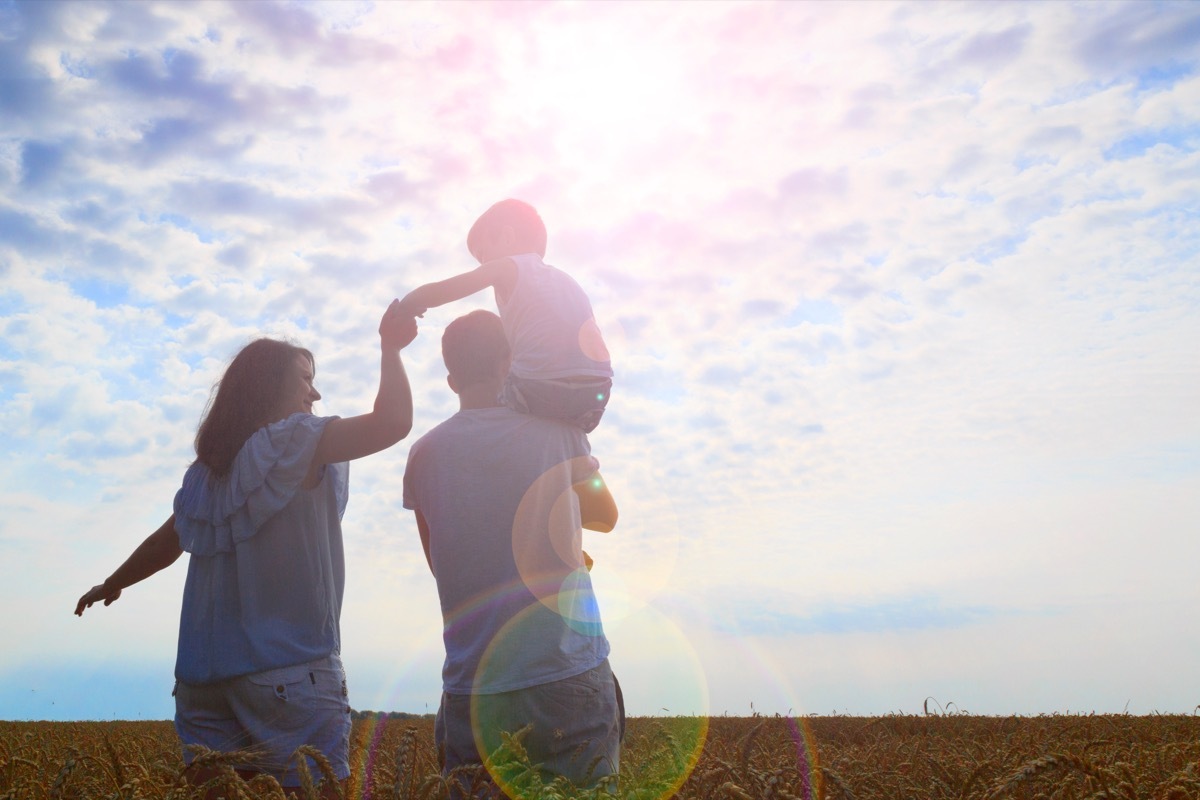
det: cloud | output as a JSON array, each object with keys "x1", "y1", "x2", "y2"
[
  {"x1": 0, "y1": 36, "x2": 58, "y2": 123},
  {"x1": 1074, "y1": 3, "x2": 1200, "y2": 77},
  {"x1": 108, "y1": 48, "x2": 235, "y2": 109},
  {"x1": 61, "y1": 197, "x2": 130, "y2": 232},
  {"x1": 954, "y1": 24, "x2": 1033, "y2": 71},
  {"x1": 364, "y1": 170, "x2": 422, "y2": 206},
  {"x1": 133, "y1": 116, "x2": 253, "y2": 166},
  {"x1": 2, "y1": 0, "x2": 1198, "y2": 718},
  {"x1": 230, "y1": 0, "x2": 325, "y2": 56},
  {"x1": 19, "y1": 139, "x2": 68, "y2": 188},
  {"x1": 0, "y1": 206, "x2": 59, "y2": 253},
  {"x1": 164, "y1": 178, "x2": 373, "y2": 241},
  {"x1": 696, "y1": 593, "x2": 1004, "y2": 637}
]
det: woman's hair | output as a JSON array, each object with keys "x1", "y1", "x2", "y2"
[
  {"x1": 194, "y1": 337, "x2": 314, "y2": 479},
  {"x1": 441, "y1": 310, "x2": 510, "y2": 389},
  {"x1": 466, "y1": 198, "x2": 548, "y2": 259}
]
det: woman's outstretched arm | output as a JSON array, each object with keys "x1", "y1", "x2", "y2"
[{"x1": 75, "y1": 514, "x2": 183, "y2": 616}]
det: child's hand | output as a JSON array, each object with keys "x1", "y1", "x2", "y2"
[
  {"x1": 380, "y1": 299, "x2": 418, "y2": 351},
  {"x1": 396, "y1": 294, "x2": 427, "y2": 320}
]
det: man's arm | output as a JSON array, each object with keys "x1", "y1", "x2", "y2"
[
  {"x1": 575, "y1": 471, "x2": 618, "y2": 533},
  {"x1": 75, "y1": 514, "x2": 183, "y2": 616},
  {"x1": 398, "y1": 258, "x2": 517, "y2": 317},
  {"x1": 414, "y1": 510, "x2": 433, "y2": 574}
]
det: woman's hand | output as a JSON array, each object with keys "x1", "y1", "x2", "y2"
[
  {"x1": 75, "y1": 582, "x2": 121, "y2": 616},
  {"x1": 311, "y1": 300, "x2": 416, "y2": 467},
  {"x1": 380, "y1": 299, "x2": 419, "y2": 352},
  {"x1": 73, "y1": 515, "x2": 183, "y2": 617}
]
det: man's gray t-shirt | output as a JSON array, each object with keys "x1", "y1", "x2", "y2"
[{"x1": 403, "y1": 406, "x2": 609, "y2": 694}]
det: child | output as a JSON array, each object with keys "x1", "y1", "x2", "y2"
[
  {"x1": 398, "y1": 199, "x2": 613, "y2": 433},
  {"x1": 399, "y1": 199, "x2": 616, "y2": 567}
]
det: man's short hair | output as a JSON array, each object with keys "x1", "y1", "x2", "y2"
[
  {"x1": 467, "y1": 199, "x2": 548, "y2": 259},
  {"x1": 442, "y1": 310, "x2": 511, "y2": 388}
]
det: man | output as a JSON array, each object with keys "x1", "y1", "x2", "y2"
[{"x1": 403, "y1": 310, "x2": 622, "y2": 795}]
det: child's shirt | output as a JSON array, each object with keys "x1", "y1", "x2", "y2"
[{"x1": 496, "y1": 253, "x2": 613, "y2": 382}]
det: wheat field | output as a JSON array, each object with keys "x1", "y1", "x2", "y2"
[{"x1": 2, "y1": 713, "x2": 1198, "y2": 799}]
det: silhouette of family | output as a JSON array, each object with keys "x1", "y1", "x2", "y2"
[{"x1": 76, "y1": 200, "x2": 622, "y2": 798}]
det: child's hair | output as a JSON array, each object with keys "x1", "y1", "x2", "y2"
[
  {"x1": 194, "y1": 338, "x2": 314, "y2": 478},
  {"x1": 442, "y1": 310, "x2": 511, "y2": 390},
  {"x1": 467, "y1": 199, "x2": 547, "y2": 260}
]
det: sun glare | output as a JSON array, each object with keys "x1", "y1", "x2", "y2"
[{"x1": 497, "y1": 17, "x2": 691, "y2": 169}]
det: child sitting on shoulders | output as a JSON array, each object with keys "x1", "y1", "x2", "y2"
[
  {"x1": 398, "y1": 198, "x2": 613, "y2": 433},
  {"x1": 399, "y1": 199, "x2": 616, "y2": 567}
]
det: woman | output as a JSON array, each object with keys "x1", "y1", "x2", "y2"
[{"x1": 75, "y1": 300, "x2": 417, "y2": 796}]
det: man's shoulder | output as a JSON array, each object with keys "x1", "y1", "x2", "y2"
[
  {"x1": 408, "y1": 412, "x2": 468, "y2": 451},
  {"x1": 416, "y1": 408, "x2": 585, "y2": 450},
  {"x1": 413, "y1": 407, "x2": 517, "y2": 443}
]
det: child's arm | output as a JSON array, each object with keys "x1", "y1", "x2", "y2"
[
  {"x1": 575, "y1": 471, "x2": 618, "y2": 533},
  {"x1": 399, "y1": 258, "x2": 518, "y2": 317},
  {"x1": 75, "y1": 515, "x2": 183, "y2": 615}
]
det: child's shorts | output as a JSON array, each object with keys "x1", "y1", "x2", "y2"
[
  {"x1": 173, "y1": 653, "x2": 352, "y2": 787},
  {"x1": 501, "y1": 374, "x2": 612, "y2": 433}
]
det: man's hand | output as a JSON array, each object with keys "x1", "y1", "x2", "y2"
[{"x1": 75, "y1": 582, "x2": 121, "y2": 616}]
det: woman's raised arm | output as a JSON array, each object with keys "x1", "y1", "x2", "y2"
[{"x1": 311, "y1": 300, "x2": 418, "y2": 467}]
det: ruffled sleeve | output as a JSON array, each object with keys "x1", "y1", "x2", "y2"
[{"x1": 174, "y1": 414, "x2": 338, "y2": 557}]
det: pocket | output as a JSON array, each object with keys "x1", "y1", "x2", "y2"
[
  {"x1": 243, "y1": 664, "x2": 319, "y2": 728},
  {"x1": 542, "y1": 667, "x2": 603, "y2": 712}
]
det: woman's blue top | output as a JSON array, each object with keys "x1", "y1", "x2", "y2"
[{"x1": 172, "y1": 413, "x2": 349, "y2": 684}]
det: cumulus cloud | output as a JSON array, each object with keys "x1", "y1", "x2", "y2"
[{"x1": 1, "y1": 0, "x2": 1198, "y2": 717}]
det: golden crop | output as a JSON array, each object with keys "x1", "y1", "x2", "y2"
[{"x1": 2, "y1": 713, "x2": 1198, "y2": 799}]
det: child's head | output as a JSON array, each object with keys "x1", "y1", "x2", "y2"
[{"x1": 467, "y1": 199, "x2": 547, "y2": 263}]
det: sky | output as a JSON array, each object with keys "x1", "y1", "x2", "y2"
[{"x1": 1, "y1": 0, "x2": 1199, "y2": 723}]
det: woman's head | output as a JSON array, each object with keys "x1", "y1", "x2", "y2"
[{"x1": 194, "y1": 338, "x2": 316, "y2": 478}]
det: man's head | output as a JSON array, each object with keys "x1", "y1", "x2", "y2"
[
  {"x1": 442, "y1": 310, "x2": 511, "y2": 400},
  {"x1": 466, "y1": 199, "x2": 547, "y2": 263}
]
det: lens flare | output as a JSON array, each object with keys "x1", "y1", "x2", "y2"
[
  {"x1": 466, "y1": 600, "x2": 616, "y2": 795},
  {"x1": 511, "y1": 456, "x2": 592, "y2": 611},
  {"x1": 577, "y1": 316, "x2": 611, "y2": 363},
  {"x1": 727, "y1": 637, "x2": 823, "y2": 799},
  {"x1": 601, "y1": 605, "x2": 710, "y2": 800},
  {"x1": 789, "y1": 715, "x2": 822, "y2": 800}
]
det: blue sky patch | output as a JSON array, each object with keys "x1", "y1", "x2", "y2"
[
  {"x1": 0, "y1": 661, "x2": 176, "y2": 721},
  {"x1": 781, "y1": 298, "x2": 841, "y2": 327},
  {"x1": 69, "y1": 275, "x2": 131, "y2": 308},
  {"x1": 1135, "y1": 62, "x2": 1193, "y2": 93},
  {"x1": 1104, "y1": 126, "x2": 1200, "y2": 160},
  {"x1": 972, "y1": 232, "x2": 1028, "y2": 265},
  {"x1": 159, "y1": 212, "x2": 216, "y2": 243}
]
